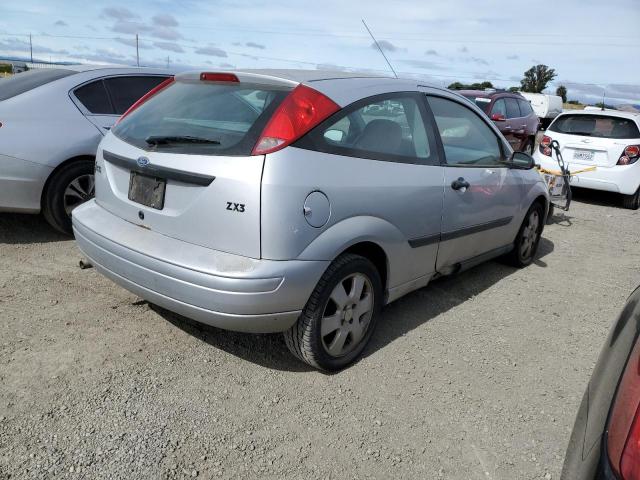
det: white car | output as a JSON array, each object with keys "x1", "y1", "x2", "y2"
[
  {"x1": 534, "y1": 110, "x2": 640, "y2": 209},
  {"x1": 0, "y1": 66, "x2": 172, "y2": 233}
]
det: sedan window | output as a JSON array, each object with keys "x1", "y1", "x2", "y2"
[
  {"x1": 104, "y1": 76, "x2": 170, "y2": 115},
  {"x1": 428, "y1": 96, "x2": 503, "y2": 167},
  {"x1": 491, "y1": 99, "x2": 507, "y2": 117},
  {"x1": 74, "y1": 80, "x2": 114, "y2": 115}
]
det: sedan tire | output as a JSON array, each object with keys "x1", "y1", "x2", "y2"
[
  {"x1": 42, "y1": 159, "x2": 95, "y2": 235},
  {"x1": 622, "y1": 186, "x2": 640, "y2": 210},
  {"x1": 284, "y1": 253, "x2": 382, "y2": 371}
]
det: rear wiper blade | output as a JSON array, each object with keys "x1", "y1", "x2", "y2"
[{"x1": 145, "y1": 135, "x2": 221, "y2": 145}]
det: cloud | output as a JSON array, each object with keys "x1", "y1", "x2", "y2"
[
  {"x1": 67, "y1": 48, "x2": 129, "y2": 65},
  {"x1": 470, "y1": 57, "x2": 489, "y2": 66},
  {"x1": 111, "y1": 21, "x2": 150, "y2": 35},
  {"x1": 116, "y1": 37, "x2": 152, "y2": 49},
  {"x1": 245, "y1": 42, "x2": 265, "y2": 50},
  {"x1": 220, "y1": 62, "x2": 235, "y2": 68},
  {"x1": 54, "y1": 20, "x2": 67, "y2": 27},
  {"x1": 153, "y1": 41, "x2": 184, "y2": 53},
  {"x1": 152, "y1": 14, "x2": 178, "y2": 27},
  {"x1": 0, "y1": 37, "x2": 69, "y2": 56},
  {"x1": 425, "y1": 49, "x2": 438, "y2": 56},
  {"x1": 101, "y1": 7, "x2": 138, "y2": 21},
  {"x1": 194, "y1": 45, "x2": 227, "y2": 57},
  {"x1": 371, "y1": 40, "x2": 404, "y2": 53},
  {"x1": 506, "y1": 54, "x2": 519, "y2": 60},
  {"x1": 401, "y1": 59, "x2": 448, "y2": 70},
  {"x1": 458, "y1": 46, "x2": 468, "y2": 53},
  {"x1": 150, "y1": 26, "x2": 182, "y2": 40},
  {"x1": 232, "y1": 42, "x2": 241, "y2": 46}
]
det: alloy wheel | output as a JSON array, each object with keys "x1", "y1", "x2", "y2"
[
  {"x1": 520, "y1": 209, "x2": 540, "y2": 259},
  {"x1": 63, "y1": 174, "x2": 95, "y2": 216},
  {"x1": 320, "y1": 273, "x2": 374, "y2": 357}
]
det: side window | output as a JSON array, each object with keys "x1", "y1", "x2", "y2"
[
  {"x1": 518, "y1": 99, "x2": 533, "y2": 116},
  {"x1": 491, "y1": 99, "x2": 506, "y2": 117},
  {"x1": 74, "y1": 80, "x2": 114, "y2": 114},
  {"x1": 297, "y1": 94, "x2": 437, "y2": 165},
  {"x1": 505, "y1": 98, "x2": 521, "y2": 118},
  {"x1": 104, "y1": 76, "x2": 169, "y2": 115},
  {"x1": 427, "y1": 96, "x2": 504, "y2": 167}
]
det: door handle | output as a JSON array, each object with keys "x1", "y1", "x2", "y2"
[{"x1": 451, "y1": 177, "x2": 470, "y2": 191}]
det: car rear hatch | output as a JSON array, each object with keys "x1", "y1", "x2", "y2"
[
  {"x1": 547, "y1": 114, "x2": 640, "y2": 168},
  {"x1": 95, "y1": 72, "x2": 296, "y2": 259}
]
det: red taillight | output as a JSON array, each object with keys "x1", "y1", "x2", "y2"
[
  {"x1": 116, "y1": 76, "x2": 174, "y2": 125},
  {"x1": 200, "y1": 72, "x2": 239, "y2": 82},
  {"x1": 618, "y1": 145, "x2": 640, "y2": 165},
  {"x1": 539, "y1": 135, "x2": 553, "y2": 156},
  {"x1": 608, "y1": 338, "x2": 640, "y2": 479},
  {"x1": 252, "y1": 84, "x2": 340, "y2": 155}
]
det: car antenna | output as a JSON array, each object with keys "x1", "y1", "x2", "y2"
[{"x1": 361, "y1": 19, "x2": 398, "y2": 79}]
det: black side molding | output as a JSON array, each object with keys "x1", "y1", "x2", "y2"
[
  {"x1": 103, "y1": 150, "x2": 215, "y2": 187},
  {"x1": 408, "y1": 216, "x2": 513, "y2": 248},
  {"x1": 441, "y1": 216, "x2": 513, "y2": 241},
  {"x1": 408, "y1": 233, "x2": 440, "y2": 248}
]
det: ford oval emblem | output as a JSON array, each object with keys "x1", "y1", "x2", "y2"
[{"x1": 137, "y1": 156, "x2": 150, "y2": 168}]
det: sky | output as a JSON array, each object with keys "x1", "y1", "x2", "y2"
[{"x1": 1, "y1": 0, "x2": 639, "y2": 105}]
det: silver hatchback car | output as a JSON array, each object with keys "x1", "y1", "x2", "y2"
[{"x1": 72, "y1": 70, "x2": 549, "y2": 370}]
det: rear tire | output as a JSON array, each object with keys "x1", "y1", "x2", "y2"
[
  {"x1": 546, "y1": 204, "x2": 555, "y2": 225},
  {"x1": 505, "y1": 202, "x2": 544, "y2": 268},
  {"x1": 42, "y1": 159, "x2": 95, "y2": 235},
  {"x1": 622, "y1": 187, "x2": 640, "y2": 210},
  {"x1": 283, "y1": 253, "x2": 382, "y2": 371}
]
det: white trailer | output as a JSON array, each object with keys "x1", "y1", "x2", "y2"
[{"x1": 519, "y1": 92, "x2": 563, "y2": 129}]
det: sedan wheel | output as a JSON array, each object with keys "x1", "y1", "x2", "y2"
[
  {"x1": 504, "y1": 202, "x2": 544, "y2": 268},
  {"x1": 63, "y1": 174, "x2": 95, "y2": 216}
]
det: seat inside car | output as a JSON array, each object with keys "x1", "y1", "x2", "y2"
[{"x1": 354, "y1": 119, "x2": 403, "y2": 155}]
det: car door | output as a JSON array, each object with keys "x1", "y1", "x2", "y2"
[
  {"x1": 505, "y1": 97, "x2": 527, "y2": 151},
  {"x1": 425, "y1": 95, "x2": 522, "y2": 270},
  {"x1": 280, "y1": 92, "x2": 445, "y2": 289},
  {"x1": 72, "y1": 75, "x2": 169, "y2": 134}
]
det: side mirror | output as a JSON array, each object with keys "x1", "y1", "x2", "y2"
[
  {"x1": 510, "y1": 151, "x2": 536, "y2": 169},
  {"x1": 324, "y1": 129, "x2": 345, "y2": 142},
  {"x1": 491, "y1": 113, "x2": 506, "y2": 122}
]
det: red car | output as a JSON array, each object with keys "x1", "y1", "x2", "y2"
[{"x1": 459, "y1": 90, "x2": 539, "y2": 154}]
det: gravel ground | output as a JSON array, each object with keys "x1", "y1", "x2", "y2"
[{"x1": 1, "y1": 190, "x2": 639, "y2": 480}]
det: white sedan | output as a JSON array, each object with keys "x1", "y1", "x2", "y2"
[
  {"x1": 0, "y1": 65, "x2": 172, "y2": 233},
  {"x1": 534, "y1": 109, "x2": 640, "y2": 209}
]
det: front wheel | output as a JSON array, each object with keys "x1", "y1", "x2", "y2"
[
  {"x1": 284, "y1": 253, "x2": 382, "y2": 371},
  {"x1": 505, "y1": 202, "x2": 544, "y2": 268},
  {"x1": 622, "y1": 187, "x2": 640, "y2": 210}
]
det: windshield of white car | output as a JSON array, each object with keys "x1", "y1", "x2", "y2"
[
  {"x1": 549, "y1": 114, "x2": 640, "y2": 139},
  {"x1": 0, "y1": 69, "x2": 75, "y2": 101}
]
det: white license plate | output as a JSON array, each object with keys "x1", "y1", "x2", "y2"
[{"x1": 573, "y1": 150, "x2": 594, "y2": 161}]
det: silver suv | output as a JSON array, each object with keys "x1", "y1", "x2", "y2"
[{"x1": 72, "y1": 70, "x2": 549, "y2": 370}]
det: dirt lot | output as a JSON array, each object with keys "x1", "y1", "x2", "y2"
[{"x1": 1, "y1": 190, "x2": 639, "y2": 480}]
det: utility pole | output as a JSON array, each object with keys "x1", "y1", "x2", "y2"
[
  {"x1": 29, "y1": 33, "x2": 33, "y2": 63},
  {"x1": 166, "y1": 56, "x2": 170, "y2": 68},
  {"x1": 135, "y1": 34, "x2": 139, "y2": 67}
]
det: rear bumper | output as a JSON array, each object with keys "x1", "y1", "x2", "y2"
[
  {"x1": 0, "y1": 153, "x2": 53, "y2": 213},
  {"x1": 535, "y1": 153, "x2": 640, "y2": 195},
  {"x1": 72, "y1": 200, "x2": 329, "y2": 333}
]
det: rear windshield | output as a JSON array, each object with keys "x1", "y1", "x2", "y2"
[
  {"x1": 0, "y1": 69, "x2": 74, "y2": 101},
  {"x1": 112, "y1": 80, "x2": 290, "y2": 155},
  {"x1": 462, "y1": 95, "x2": 491, "y2": 113},
  {"x1": 549, "y1": 114, "x2": 640, "y2": 139}
]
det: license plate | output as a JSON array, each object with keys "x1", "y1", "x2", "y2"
[
  {"x1": 573, "y1": 150, "x2": 594, "y2": 161},
  {"x1": 128, "y1": 172, "x2": 166, "y2": 209}
]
